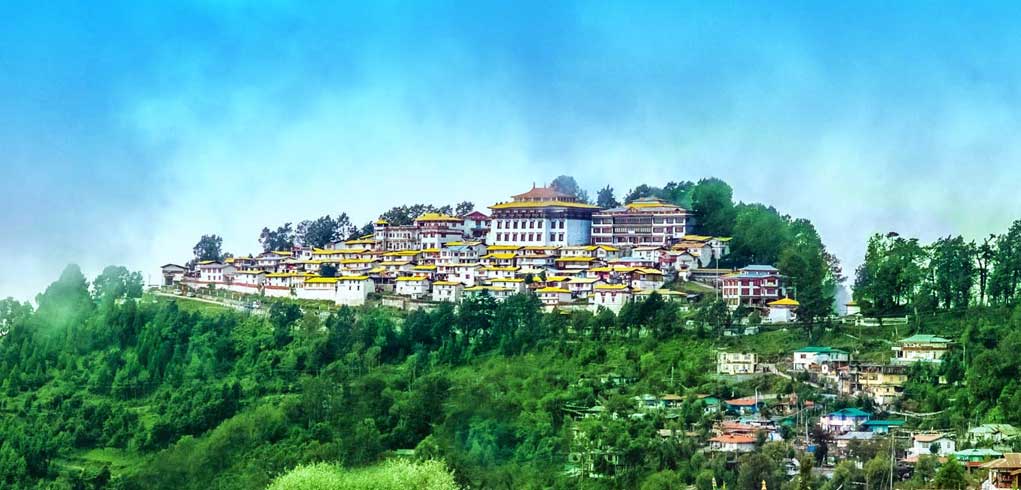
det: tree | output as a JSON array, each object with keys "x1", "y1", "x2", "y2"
[
  {"x1": 258, "y1": 223, "x2": 295, "y2": 252},
  {"x1": 989, "y1": 220, "x2": 1021, "y2": 304},
  {"x1": 550, "y1": 175, "x2": 589, "y2": 203},
  {"x1": 928, "y1": 236, "x2": 976, "y2": 310},
  {"x1": 624, "y1": 184, "x2": 656, "y2": 203},
  {"x1": 933, "y1": 456, "x2": 968, "y2": 489},
  {"x1": 853, "y1": 233, "x2": 926, "y2": 314},
  {"x1": 596, "y1": 185, "x2": 620, "y2": 208},
  {"x1": 296, "y1": 214, "x2": 353, "y2": 248},
  {"x1": 691, "y1": 178, "x2": 736, "y2": 236},
  {"x1": 192, "y1": 235, "x2": 224, "y2": 262},
  {"x1": 778, "y1": 219, "x2": 837, "y2": 327},
  {"x1": 455, "y1": 201, "x2": 475, "y2": 217},
  {"x1": 92, "y1": 266, "x2": 144, "y2": 301},
  {"x1": 641, "y1": 470, "x2": 684, "y2": 490},
  {"x1": 976, "y1": 235, "x2": 996, "y2": 305},
  {"x1": 319, "y1": 264, "x2": 338, "y2": 278}
]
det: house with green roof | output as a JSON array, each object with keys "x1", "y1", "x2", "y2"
[
  {"x1": 792, "y1": 346, "x2": 850, "y2": 372},
  {"x1": 861, "y1": 419, "x2": 906, "y2": 434},
  {"x1": 967, "y1": 424, "x2": 1021, "y2": 444},
  {"x1": 820, "y1": 408, "x2": 871, "y2": 433},
  {"x1": 892, "y1": 334, "x2": 952, "y2": 364},
  {"x1": 954, "y1": 448, "x2": 1003, "y2": 466}
]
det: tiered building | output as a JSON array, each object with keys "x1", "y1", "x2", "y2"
[
  {"x1": 488, "y1": 185, "x2": 599, "y2": 246},
  {"x1": 591, "y1": 197, "x2": 692, "y2": 247}
]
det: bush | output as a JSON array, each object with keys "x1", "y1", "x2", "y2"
[{"x1": 267, "y1": 460, "x2": 459, "y2": 490}]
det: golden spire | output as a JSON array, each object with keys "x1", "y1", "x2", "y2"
[{"x1": 761, "y1": 480, "x2": 767, "y2": 490}]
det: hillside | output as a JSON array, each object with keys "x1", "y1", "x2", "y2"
[{"x1": 2, "y1": 263, "x2": 1021, "y2": 489}]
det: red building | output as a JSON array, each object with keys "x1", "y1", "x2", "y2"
[{"x1": 721, "y1": 265, "x2": 785, "y2": 308}]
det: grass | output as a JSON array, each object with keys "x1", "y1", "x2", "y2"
[
  {"x1": 267, "y1": 460, "x2": 460, "y2": 490},
  {"x1": 54, "y1": 447, "x2": 146, "y2": 477}
]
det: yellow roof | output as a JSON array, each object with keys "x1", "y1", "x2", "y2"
[
  {"x1": 415, "y1": 212, "x2": 462, "y2": 222},
  {"x1": 594, "y1": 284, "x2": 631, "y2": 291},
  {"x1": 341, "y1": 258, "x2": 378, "y2": 264},
  {"x1": 444, "y1": 241, "x2": 483, "y2": 247},
  {"x1": 769, "y1": 297, "x2": 800, "y2": 306},
  {"x1": 487, "y1": 245, "x2": 522, "y2": 251},
  {"x1": 636, "y1": 268, "x2": 664, "y2": 275},
  {"x1": 197, "y1": 260, "x2": 217, "y2": 265},
  {"x1": 433, "y1": 281, "x2": 462, "y2": 286},
  {"x1": 536, "y1": 287, "x2": 570, "y2": 294},
  {"x1": 413, "y1": 264, "x2": 437, "y2": 270},
  {"x1": 382, "y1": 260, "x2": 412, "y2": 267},
  {"x1": 374, "y1": 219, "x2": 389, "y2": 225},
  {"x1": 566, "y1": 277, "x2": 600, "y2": 284},
  {"x1": 481, "y1": 266, "x2": 520, "y2": 272},
  {"x1": 421, "y1": 248, "x2": 441, "y2": 253},
  {"x1": 448, "y1": 263, "x2": 481, "y2": 268},
  {"x1": 490, "y1": 200, "x2": 599, "y2": 210},
  {"x1": 345, "y1": 238, "x2": 376, "y2": 245},
  {"x1": 396, "y1": 276, "x2": 429, "y2": 282},
  {"x1": 465, "y1": 285, "x2": 512, "y2": 292},
  {"x1": 482, "y1": 253, "x2": 518, "y2": 260},
  {"x1": 225, "y1": 258, "x2": 236, "y2": 263},
  {"x1": 556, "y1": 256, "x2": 597, "y2": 262},
  {"x1": 545, "y1": 276, "x2": 569, "y2": 282},
  {"x1": 306, "y1": 277, "x2": 339, "y2": 284},
  {"x1": 336, "y1": 275, "x2": 370, "y2": 281},
  {"x1": 588, "y1": 265, "x2": 638, "y2": 273},
  {"x1": 271, "y1": 250, "x2": 293, "y2": 256},
  {"x1": 491, "y1": 277, "x2": 524, "y2": 283},
  {"x1": 236, "y1": 270, "x2": 265, "y2": 275}
]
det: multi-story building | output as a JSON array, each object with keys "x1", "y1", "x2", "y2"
[
  {"x1": 591, "y1": 197, "x2": 692, "y2": 247},
  {"x1": 792, "y1": 346, "x2": 850, "y2": 372},
  {"x1": 462, "y1": 211, "x2": 492, "y2": 240},
  {"x1": 591, "y1": 284, "x2": 632, "y2": 313},
  {"x1": 415, "y1": 213, "x2": 466, "y2": 250},
  {"x1": 373, "y1": 219, "x2": 420, "y2": 251},
  {"x1": 721, "y1": 265, "x2": 785, "y2": 308},
  {"x1": 716, "y1": 352, "x2": 758, "y2": 375},
  {"x1": 488, "y1": 185, "x2": 598, "y2": 246}
]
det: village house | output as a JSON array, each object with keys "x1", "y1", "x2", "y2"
[
  {"x1": 395, "y1": 276, "x2": 431, "y2": 299},
  {"x1": 955, "y1": 449, "x2": 1003, "y2": 469},
  {"x1": 488, "y1": 184, "x2": 599, "y2": 246},
  {"x1": 196, "y1": 261, "x2": 236, "y2": 285},
  {"x1": 861, "y1": 420, "x2": 906, "y2": 434},
  {"x1": 628, "y1": 268, "x2": 665, "y2": 290},
  {"x1": 855, "y1": 364, "x2": 908, "y2": 406},
  {"x1": 431, "y1": 281, "x2": 463, "y2": 303},
  {"x1": 892, "y1": 334, "x2": 952, "y2": 364},
  {"x1": 723, "y1": 397, "x2": 764, "y2": 414},
  {"x1": 461, "y1": 211, "x2": 491, "y2": 240},
  {"x1": 160, "y1": 264, "x2": 187, "y2": 286},
  {"x1": 717, "y1": 352, "x2": 758, "y2": 375},
  {"x1": 766, "y1": 297, "x2": 799, "y2": 324},
  {"x1": 442, "y1": 263, "x2": 482, "y2": 286},
  {"x1": 591, "y1": 197, "x2": 692, "y2": 247},
  {"x1": 910, "y1": 433, "x2": 956, "y2": 458},
  {"x1": 480, "y1": 252, "x2": 519, "y2": 268},
  {"x1": 564, "y1": 277, "x2": 603, "y2": 298},
  {"x1": 536, "y1": 286, "x2": 572, "y2": 309},
  {"x1": 792, "y1": 346, "x2": 850, "y2": 372},
  {"x1": 231, "y1": 270, "x2": 266, "y2": 293},
  {"x1": 672, "y1": 240, "x2": 715, "y2": 268},
  {"x1": 554, "y1": 256, "x2": 599, "y2": 271},
  {"x1": 634, "y1": 289, "x2": 686, "y2": 304},
  {"x1": 721, "y1": 265, "x2": 785, "y2": 309},
  {"x1": 708, "y1": 434, "x2": 757, "y2": 453},
  {"x1": 335, "y1": 275, "x2": 374, "y2": 306},
  {"x1": 819, "y1": 408, "x2": 871, "y2": 434},
  {"x1": 298, "y1": 277, "x2": 341, "y2": 302},
  {"x1": 489, "y1": 277, "x2": 526, "y2": 294},
  {"x1": 463, "y1": 285, "x2": 514, "y2": 302},
  {"x1": 982, "y1": 454, "x2": 1021, "y2": 490},
  {"x1": 373, "y1": 220, "x2": 420, "y2": 251},
  {"x1": 438, "y1": 242, "x2": 487, "y2": 265},
  {"x1": 591, "y1": 284, "x2": 632, "y2": 313},
  {"x1": 968, "y1": 424, "x2": 1021, "y2": 444},
  {"x1": 414, "y1": 212, "x2": 466, "y2": 250},
  {"x1": 480, "y1": 265, "x2": 519, "y2": 281}
]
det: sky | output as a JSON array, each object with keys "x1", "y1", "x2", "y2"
[{"x1": 3, "y1": 1, "x2": 1021, "y2": 301}]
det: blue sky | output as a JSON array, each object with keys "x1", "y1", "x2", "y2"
[{"x1": 3, "y1": 1, "x2": 1021, "y2": 300}]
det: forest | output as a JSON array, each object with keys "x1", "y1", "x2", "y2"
[{"x1": 2, "y1": 258, "x2": 1021, "y2": 489}]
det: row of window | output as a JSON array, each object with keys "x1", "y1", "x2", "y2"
[
  {"x1": 495, "y1": 219, "x2": 566, "y2": 230},
  {"x1": 495, "y1": 232, "x2": 565, "y2": 242}
]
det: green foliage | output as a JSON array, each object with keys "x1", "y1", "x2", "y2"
[
  {"x1": 596, "y1": 185, "x2": 619, "y2": 209},
  {"x1": 933, "y1": 456, "x2": 968, "y2": 489},
  {"x1": 193, "y1": 235, "x2": 225, "y2": 262},
  {"x1": 267, "y1": 460, "x2": 460, "y2": 490},
  {"x1": 691, "y1": 178, "x2": 736, "y2": 236},
  {"x1": 550, "y1": 175, "x2": 590, "y2": 203},
  {"x1": 92, "y1": 265, "x2": 144, "y2": 302},
  {"x1": 296, "y1": 214, "x2": 355, "y2": 248},
  {"x1": 260, "y1": 223, "x2": 296, "y2": 252}
]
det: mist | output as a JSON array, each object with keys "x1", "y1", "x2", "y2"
[{"x1": 3, "y1": 1, "x2": 1021, "y2": 300}]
